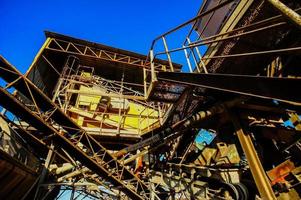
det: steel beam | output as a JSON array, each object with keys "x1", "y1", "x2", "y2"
[
  {"x1": 230, "y1": 112, "x2": 277, "y2": 200},
  {"x1": 156, "y1": 72, "x2": 301, "y2": 104},
  {"x1": 45, "y1": 38, "x2": 172, "y2": 71}
]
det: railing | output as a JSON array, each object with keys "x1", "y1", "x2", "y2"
[
  {"x1": 147, "y1": 0, "x2": 238, "y2": 74},
  {"x1": 144, "y1": 0, "x2": 239, "y2": 98},
  {"x1": 145, "y1": 0, "x2": 301, "y2": 82}
]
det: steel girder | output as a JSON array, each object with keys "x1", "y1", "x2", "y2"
[{"x1": 156, "y1": 72, "x2": 301, "y2": 104}]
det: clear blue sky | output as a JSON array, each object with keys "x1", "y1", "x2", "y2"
[{"x1": 0, "y1": 0, "x2": 202, "y2": 73}]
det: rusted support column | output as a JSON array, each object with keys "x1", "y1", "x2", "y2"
[
  {"x1": 231, "y1": 112, "x2": 276, "y2": 200},
  {"x1": 267, "y1": 0, "x2": 301, "y2": 28},
  {"x1": 162, "y1": 36, "x2": 174, "y2": 72},
  {"x1": 149, "y1": 49, "x2": 157, "y2": 82}
]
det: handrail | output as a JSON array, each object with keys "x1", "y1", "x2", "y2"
[
  {"x1": 149, "y1": 0, "x2": 236, "y2": 49},
  {"x1": 144, "y1": 0, "x2": 236, "y2": 85}
]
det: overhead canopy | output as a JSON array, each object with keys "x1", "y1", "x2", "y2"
[{"x1": 26, "y1": 31, "x2": 182, "y2": 97}]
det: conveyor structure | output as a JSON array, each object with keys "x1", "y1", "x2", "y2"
[{"x1": 1, "y1": 0, "x2": 301, "y2": 199}]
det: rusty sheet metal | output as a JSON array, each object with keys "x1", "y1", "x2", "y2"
[
  {"x1": 0, "y1": 151, "x2": 38, "y2": 200},
  {"x1": 267, "y1": 160, "x2": 295, "y2": 185}
]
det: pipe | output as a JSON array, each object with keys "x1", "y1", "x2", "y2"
[
  {"x1": 267, "y1": 0, "x2": 301, "y2": 29},
  {"x1": 57, "y1": 167, "x2": 90, "y2": 182}
]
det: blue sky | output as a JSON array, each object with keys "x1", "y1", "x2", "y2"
[{"x1": 0, "y1": 0, "x2": 202, "y2": 74}]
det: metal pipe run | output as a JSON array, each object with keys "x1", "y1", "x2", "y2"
[{"x1": 115, "y1": 98, "x2": 242, "y2": 157}]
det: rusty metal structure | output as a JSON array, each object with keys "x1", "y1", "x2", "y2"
[{"x1": 1, "y1": 0, "x2": 301, "y2": 199}]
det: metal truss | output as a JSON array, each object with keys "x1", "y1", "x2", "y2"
[
  {"x1": 44, "y1": 35, "x2": 177, "y2": 108},
  {"x1": 50, "y1": 55, "x2": 168, "y2": 137},
  {"x1": 5, "y1": 106, "x2": 135, "y2": 198},
  {"x1": 45, "y1": 37, "x2": 166, "y2": 71},
  {"x1": 0, "y1": 56, "x2": 153, "y2": 199},
  {"x1": 2, "y1": 113, "x2": 128, "y2": 200},
  {"x1": 0, "y1": 113, "x2": 110, "y2": 199}
]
